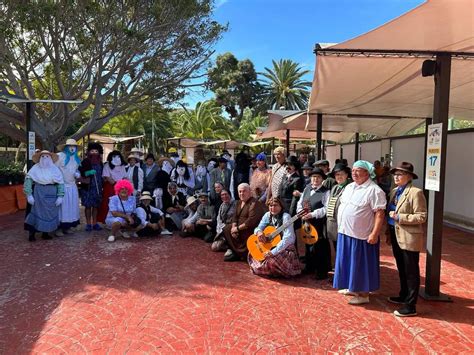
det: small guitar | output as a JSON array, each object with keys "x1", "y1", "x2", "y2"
[
  {"x1": 297, "y1": 200, "x2": 319, "y2": 245},
  {"x1": 247, "y1": 209, "x2": 307, "y2": 261}
]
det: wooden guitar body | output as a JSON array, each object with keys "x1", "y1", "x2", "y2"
[
  {"x1": 298, "y1": 221, "x2": 319, "y2": 245},
  {"x1": 247, "y1": 226, "x2": 282, "y2": 262}
]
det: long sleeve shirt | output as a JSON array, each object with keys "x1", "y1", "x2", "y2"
[
  {"x1": 296, "y1": 185, "x2": 330, "y2": 219},
  {"x1": 254, "y1": 212, "x2": 296, "y2": 256}
]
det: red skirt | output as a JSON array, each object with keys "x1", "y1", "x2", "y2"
[{"x1": 96, "y1": 181, "x2": 115, "y2": 223}]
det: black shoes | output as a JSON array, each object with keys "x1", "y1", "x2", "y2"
[
  {"x1": 394, "y1": 307, "x2": 417, "y2": 317},
  {"x1": 41, "y1": 233, "x2": 53, "y2": 240},
  {"x1": 387, "y1": 296, "x2": 406, "y2": 304},
  {"x1": 28, "y1": 234, "x2": 36, "y2": 242}
]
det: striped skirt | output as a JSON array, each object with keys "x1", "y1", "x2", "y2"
[{"x1": 333, "y1": 233, "x2": 380, "y2": 292}]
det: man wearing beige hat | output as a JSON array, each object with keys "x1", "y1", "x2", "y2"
[
  {"x1": 125, "y1": 154, "x2": 143, "y2": 197},
  {"x1": 55, "y1": 138, "x2": 82, "y2": 236}
]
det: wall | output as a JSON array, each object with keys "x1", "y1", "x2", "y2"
[{"x1": 327, "y1": 130, "x2": 474, "y2": 229}]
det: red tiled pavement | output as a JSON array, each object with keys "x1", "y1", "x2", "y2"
[{"x1": 0, "y1": 211, "x2": 473, "y2": 354}]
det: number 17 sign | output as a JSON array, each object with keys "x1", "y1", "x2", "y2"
[{"x1": 425, "y1": 123, "x2": 442, "y2": 191}]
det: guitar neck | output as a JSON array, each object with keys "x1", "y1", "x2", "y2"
[{"x1": 268, "y1": 212, "x2": 303, "y2": 239}]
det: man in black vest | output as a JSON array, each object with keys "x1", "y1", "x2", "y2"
[
  {"x1": 126, "y1": 154, "x2": 143, "y2": 197},
  {"x1": 297, "y1": 168, "x2": 331, "y2": 280}
]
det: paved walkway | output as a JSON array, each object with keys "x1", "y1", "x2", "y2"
[{"x1": 0, "y1": 211, "x2": 473, "y2": 354}]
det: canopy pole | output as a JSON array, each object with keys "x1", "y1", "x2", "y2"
[
  {"x1": 25, "y1": 102, "x2": 33, "y2": 170},
  {"x1": 422, "y1": 117, "x2": 432, "y2": 203},
  {"x1": 420, "y1": 54, "x2": 452, "y2": 302},
  {"x1": 316, "y1": 113, "x2": 323, "y2": 159},
  {"x1": 354, "y1": 133, "x2": 360, "y2": 161},
  {"x1": 285, "y1": 129, "x2": 290, "y2": 157},
  {"x1": 322, "y1": 140, "x2": 326, "y2": 159}
]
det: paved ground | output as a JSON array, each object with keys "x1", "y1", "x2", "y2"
[{"x1": 0, "y1": 211, "x2": 473, "y2": 354}]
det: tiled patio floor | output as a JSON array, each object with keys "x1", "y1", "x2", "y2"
[{"x1": 0, "y1": 211, "x2": 473, "y2": 354}]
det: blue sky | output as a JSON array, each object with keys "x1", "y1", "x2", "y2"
[{"x1": 184, "y1": 0, "x2": 425, "y2": 106}]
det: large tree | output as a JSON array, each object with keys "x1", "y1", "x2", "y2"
[
  {"x1": 0, "y1": 0, "x2": 225, "y2": 149},
  {"x1": 206, "y1": 52, "x2": 263, "y2": 124},
  {"x1": 260, "y1": 59, "x2": 311, "y2": 110}
]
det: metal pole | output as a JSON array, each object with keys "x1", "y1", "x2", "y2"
[
  {"x1": 354, "y1": 132, "x2": 360, "y2": 161},
  {"x1": 420, "y1": 54, "x2": 452, "y2": 302},
  {"x1": 322, "y1": 140, "x2": 326, "y2": 159},
  {"x1": 285, "y1": 129, "x2": 290, "y2": 157},
  {"x1": 25, "y1": 102, "x2": 32, "y2": 170},
  {"x1": 422, "y1": 117, "x2": 432, "y2": 203},
  {"x1": 316, "y1": 113, "x2": 322, "y2": 159}
]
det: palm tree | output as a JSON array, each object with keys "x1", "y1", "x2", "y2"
[
  {"x1": 173, "y1": 101, "x2": 234, "y2": 140},
  {"x1": 260, "y1": 59, "x2": 312, "y2": 110}
]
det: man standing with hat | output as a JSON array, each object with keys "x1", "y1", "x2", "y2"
[
  {"x1": 296, "y1": 167, "x2": 330, "y2": 279},
  {"x1": 55, "y1": 138, "x2": 82, "y2": 236},
  {"x1": 386, "y1": 162, "x2": 427, "y2": 317},
  {"x1": 126, "y1": 154, "x2": 143, "y2": 197},
  {"x1": 334, "y1": 160, "x2": 386, "y2": 305},
  {"x1": 24, "y1": 151, "x2": 65, "y2": 241},
  {"x1": 314, "y1": 159, "x2": 336, "y2": 190}
]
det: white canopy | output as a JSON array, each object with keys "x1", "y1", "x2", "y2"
[{"x1": 308, "y1": 0, "x2": 474, "y2": 120}]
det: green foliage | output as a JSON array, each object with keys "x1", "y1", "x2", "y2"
[
  {"x1": 171, "y1": 101, "x2": 233, "y2": 140},
  {"x1": 234, "y1": 108, "x2": 268, "y2": 141},
  {"x1": 206, "y1": 52, "x2": 264, "y2": 122},
  {"x1": 260, "y1": 59, "x2": 311, "y2": 110},
  {"x1": 0, "y1": 161, "x2": 25, "y2": 185}
]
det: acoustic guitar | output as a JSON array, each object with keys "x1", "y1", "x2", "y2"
[
  {"x1": 297, "y1": 200, "x2": 319, "y2": 245},
  {"x1": 247, "y1": 209, "x2": 307, "y2": 261}
]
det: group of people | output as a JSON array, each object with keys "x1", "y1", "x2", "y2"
[{"x1": 23, "y1": 142, "x2": 427, "y2": 317}]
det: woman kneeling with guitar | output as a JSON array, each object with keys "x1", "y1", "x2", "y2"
[{"x1": 248, "y1": 197, "x2": 303, "y2": 278}]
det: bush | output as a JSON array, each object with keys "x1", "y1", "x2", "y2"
[{"x1": 0, "y1": 162, "x2": 25, "y2": 186}]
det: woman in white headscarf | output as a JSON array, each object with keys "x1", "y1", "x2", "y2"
[{"x1": 24, "y1": 151, "x2": 65, "y2": 241}]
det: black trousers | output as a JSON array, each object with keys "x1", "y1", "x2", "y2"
[
  {"x1": 389, "y1": 225, "x2": 420, "y2": 309},
  {"x1": 305, "y1": 238, "x2": 331, "y2": 277}
]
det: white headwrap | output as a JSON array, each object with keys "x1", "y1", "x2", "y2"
[{"x1": 27, "y1": 155, "x2": 64, "y2": 185}]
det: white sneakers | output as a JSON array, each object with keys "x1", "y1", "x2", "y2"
[
  {"x1": 338, "y1": 289, "x2": 357, "y2": 296},
  {"x1": 348, "y1": 296, "x2": 370, "y2": 305},
  {"x1": 131, "y1": 232, "x2": 139, "y2": 238},
  {"x1": 107, "y1": 235, "x2": 115, "y2": 242},
  {"x1": 122, "y1": 231, "x2": 131, "y2": 239},
  {"x1": 161, "y1": 228, "x2": 173, "y2": 236}
]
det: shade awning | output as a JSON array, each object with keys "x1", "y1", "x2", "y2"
[{"x1": 309, "y1": 0, "x2": 474, "y2": 120}]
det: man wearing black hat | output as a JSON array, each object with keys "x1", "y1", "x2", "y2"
[
  {"x1": 296, "y1": 167, "x2": 331, "y2": 279},
  {"x1": 314, "y1": 159, "x2": 336, "y2": 190}
]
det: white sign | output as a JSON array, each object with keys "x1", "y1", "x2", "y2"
[
  {"x1": 425, "y1": 123, "x2": 442, "y2": 191},
  {"x1": 28, "y1": 131, "x2": 35, "y2": 160}
]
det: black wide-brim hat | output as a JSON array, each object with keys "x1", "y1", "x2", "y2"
[
  {"x1": 309, "y1": 167, "x2": 326, "y2": 179},
  {"x1": 390, "y1": 162, "x2": 418, "y2": 179},
  {"x1": 330, "y1": 163, "x2": 351, "y2": 177}
]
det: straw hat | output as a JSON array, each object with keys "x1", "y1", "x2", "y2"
[
  {"x1": 185, "y1": 195, "x2": 198, "y2": 208},
  {"x1": 127, "y1": 154, "x2": 140, "y2": 162},
  {"x1": 32, "y1": 150, "x2": 58, "y2": 164},
  {"x1": 58, "y1": 138, "x2": 81, "y2": 151},
  {"x1": 130, "y1": 147, "x2": 144, "y2": 156},
  {"x1": 139, "y1": 191, "x2": 154, "y2": 201},
  {"x1": 158, "y1": 157, "x2": 175, "y2": 168}
]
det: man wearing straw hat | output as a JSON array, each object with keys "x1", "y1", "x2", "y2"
[
  {"x1": 136, "y1": 191, "x2": 172, "y2": 237},
  {"x1": 55, "y1": 138, "x2": 82, "y2": 236},
  {"x1": 24, "y1": 150, "x2": 65, "y2": 241},
  {"x1": 125, "y1": 154, "x2": 144, "y2": 197}
]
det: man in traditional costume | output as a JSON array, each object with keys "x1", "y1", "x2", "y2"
[
  {"x1": 24, "y1": 151, "x2": 65, "y2": 241},
  {"x1": 55, "y1": 139, "x2": 82, "y2": 236}
]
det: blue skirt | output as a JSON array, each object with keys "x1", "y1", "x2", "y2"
[{"x1": 333, "y1": 233, "x2": 380, "y2": 292}]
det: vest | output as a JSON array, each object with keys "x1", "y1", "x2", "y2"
[{"x1": 301, "y1": 185, "x2": 328, "y2": 228}]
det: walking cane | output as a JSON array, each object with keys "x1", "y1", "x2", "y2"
[{"x1": 93, "y1": 173, "x2": 99, "y2": 195}]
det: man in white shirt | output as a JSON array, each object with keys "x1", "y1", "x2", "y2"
[
  {"x1": 333, "y1": 160, "x2": 386, "y2": 305},
  {"x1": 136, "y1": 192, "x2": 172, "y2": 236},
  {"x1": 126, "y1": 154, "x2": 144, "y2": 197}
]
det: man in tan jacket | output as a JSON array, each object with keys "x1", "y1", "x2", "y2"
[{"x1": 386, "y1": 162, "x2": 427, "y2": 317}]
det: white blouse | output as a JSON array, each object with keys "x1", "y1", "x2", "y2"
[{"x1": 337, "y1": 179, "x2": 386, "y2": 240}]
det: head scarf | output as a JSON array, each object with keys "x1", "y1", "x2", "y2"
[
  {"x1": 256, "y1": 153, "x2": 266, "y2": 161},
  {"x1": 353, "y1": 160, "x2": 376, "y2": 179}
]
